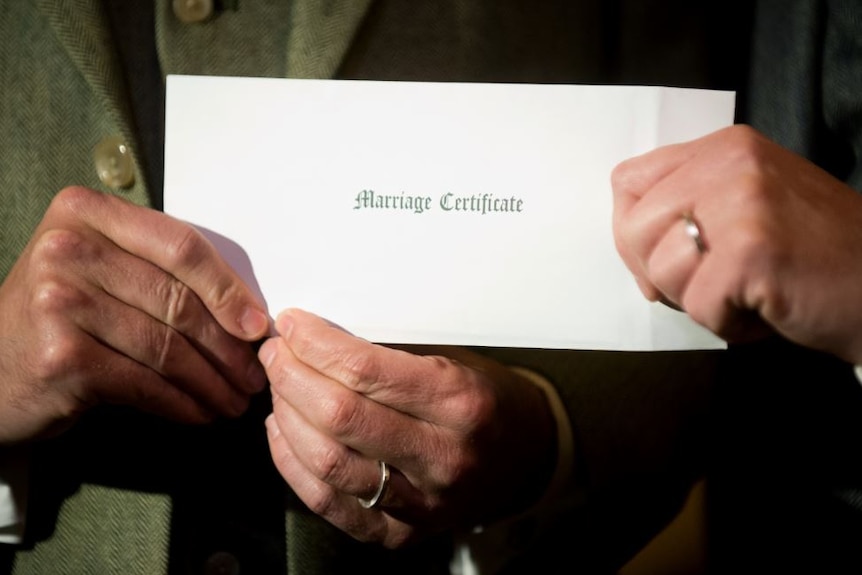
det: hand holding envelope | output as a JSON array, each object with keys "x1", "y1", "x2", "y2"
[
  {"x1": 258, "y1": 308, "x2": 558, "y2": 547},
  {"x1": 612, "y1": 124, "x2": 862, "y2": 367},
  {"x1": 0, "y1": 187, "x2": 269, "y2": 443}
]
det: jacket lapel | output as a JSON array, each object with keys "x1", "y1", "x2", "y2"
[
  {"x1": 286, "y1": 0, "x2": 374, "y2": 78},
  {"x1": 35, "y1": 0, "x2": 137, "y2": 153}
]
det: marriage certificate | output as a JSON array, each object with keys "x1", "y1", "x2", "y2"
[{"x1": 164, "y1": 76, "x2": 733, "y2": 351}]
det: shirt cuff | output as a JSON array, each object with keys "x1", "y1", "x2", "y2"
[
  {"x1": 509, "y1": 366, "x2": 575, "y2": 506},
  {"x1": 0, "y1": 447, "x2": 30, "y2": 544}
]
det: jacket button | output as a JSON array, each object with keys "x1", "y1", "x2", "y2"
[
  {"x1": 172, "y1": 0, "x2": 214, "y2": 23},
  {"x1": 93, "y1": 135, "x2": 135, "y2": 189},
  {"x1": 203, "y1": 551, "x2": 240, "y2": 575}
]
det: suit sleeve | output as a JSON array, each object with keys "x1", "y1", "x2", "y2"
[{"x1": 474, "y1": 347, "x2": 720, "y2": 573}]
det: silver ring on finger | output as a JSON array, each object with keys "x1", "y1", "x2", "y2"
[
  {"x1": 682, "y1": 212, "x2": 707, "y2": 255},
  {"x1": 357, "y1": 460, "x2": 390, "y2": 509}
]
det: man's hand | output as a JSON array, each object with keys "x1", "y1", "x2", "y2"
[
  {"x1": 0, "y1": 186, "x2": 270, "y2": 443},
  {"x1": 259, "y1": 308, "x2": 558, "y2": 549}
]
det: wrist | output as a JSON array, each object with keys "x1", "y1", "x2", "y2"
[{"x1": 509, "y1": 366, "x2": 574, "y2": 508}]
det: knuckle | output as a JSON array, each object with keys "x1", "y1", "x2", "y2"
[
  {"x1": 308, "y1": 442, "x2": 350, "y2": 485},
  {"x1": 160, "y1": 226, "x2": 239, "y2": 317},
  {"x1": 162, "y1": 225, "x2": 207, "y2": 271},
  {"x1": 204, "y1": 278, "x2": 242, "y2": 314},
  {"x1": 610, "y1": 158, "x2": 636, "y2": 194},
  {"x1": 31, "y1": 279, "x2": 89, "y2": 316},
  {"x1": 48, "y1": 186, "x2": 99, "y2": 217},
  {"x1": 337, "y1": 350, "x2": 381, "y2": 393},
  {"x1": 159, "y1": 277, "x2": 198, "y2": 328},
  {"x1": 31, "y1": 228, "x2": 92, "y2": 266},
  {"x1": 266, "y1": 357, "x2": 301, "y2": 396},
  {"x1": 722, "y1": 123, "x2": 762, "y2": 147},
  {"x1": 720, "y1": 125, "x2": 770, "y2": 171},
  {"x1": 33, "y1": 337, "x2": 87, "y2": 383},
  {"x1": 467, "y1": 384, "x2": 498, "y2": 427},
  {"x1": 199, "y1": 278, "x2": 239, "y2": 320},
  {"x1": 319, "y1": 392, "x2": 363, "y2": 438},
  {"x1": 301, "y1": 484, "x2": 339, "y2": 519},
  {"x1": 449, "y1": 368, "x2": 498, "y2": 426},
  {"x1": 747, "y1": 267, "x2": 785, "y2": 316}
]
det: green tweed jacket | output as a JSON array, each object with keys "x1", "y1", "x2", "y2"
[{"x1": 2, "y1": 1, "x2": 862, "y2": 574}]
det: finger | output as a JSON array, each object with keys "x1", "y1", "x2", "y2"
[
  {"x1": 265, "y1": 413, "x2": 406, "y2": 546},
  {"x1": 614, "y1": 177, "x2": 707, "y2": 305},
  {"x1": 611, "y1": 139, "x2": 697, "y2": 240},
  {"x1": 270, "y1": 308, "x2": 486, "y2": 423},
  {"x1": 260, "y1": 336, "x2": 429, "y2": 469},
  {"x1": 33, "y1": 320, "x2": 218, "y2": 424},
  {"x1": 56, "y1": 227, "x2": 267, "y2": 395},
  {"x1": 269, "y1": 392, "x2": 390, "y2": 500},
  {"x1": 270, "y1": 394, "x2": 426, "y2": 518},
  {"x1": 49, "y1": 187, "x2": 270, "y2": 341},
  {"x1": 611, "y1": 132, "x2": 713, "y2": 214},
  {"x1": 644, "y1": 216, "x2": 706, "y2": 306},
  {"x1": 611, "y1": 133, "x2": 712, "y2": 295},
  {"x1": 615, "y1": 182, "x2": 695, "y2": 265},
  {"x1": 62, "y1": 279, "x2": 251, "y2": 418}
]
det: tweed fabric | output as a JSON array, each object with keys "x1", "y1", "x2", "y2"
[
  {"x1": 0, "y1": 1, "x2": 149, "y2": 279},
  {"x1": 11, "y1": 485, "x2": 170, "y2": 575},
  {"x1": 155, "y1": 0, "x2": 291, "y2": 78},
  {"x1": 284, "y1": 0, "x2": 373, "y2": 79}
]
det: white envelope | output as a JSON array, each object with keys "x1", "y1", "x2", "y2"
[{"x1": 164, "y1": 75, "x2": 731, "y2": 351}]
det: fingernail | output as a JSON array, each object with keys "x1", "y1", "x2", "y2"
[
  {"x1": 240, "y1": 307, "x2": 269, "y2": 338},
  {"x1": 264, "y1": 413, "x2": 279, "y2": 438},
  {"x1": 228, "y1": 394, "x2": 250, "y2": 418},
  {"x1": 247, "y1": 361, "x2": 268, "y2": 393},
  {"x1": 275, "y1": 311, "x2": 295, "y2": 338},
  {"x1": 258, "y1": 338, "x2": 277, "y2": 369},
  {"x1": 196, "y1": 405, "x2": 217, "y2": 423}
]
